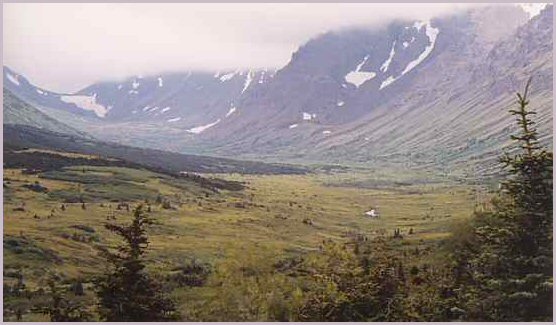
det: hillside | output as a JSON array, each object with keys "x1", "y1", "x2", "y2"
[
  {"x1": 3, "y1": 124, "x2": 308, "y2": 175},
  {"x1": 3, "y1": 88, "x2": 87, "y2": 137}
]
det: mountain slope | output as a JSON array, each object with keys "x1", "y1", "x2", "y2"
[
  {"x1": 3, "y1": 88, "x2": 88, "y2": 137},
  {"x1": 3, "y1": 124, "x2": 307, "y2": 175},
  {"x1": 3, "y1": 4, "x2": 552, "y2": 175}
]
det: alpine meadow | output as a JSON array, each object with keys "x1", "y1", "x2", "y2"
[{"x1": 2, "y1": 3, "x2": 553, "y2": 322}]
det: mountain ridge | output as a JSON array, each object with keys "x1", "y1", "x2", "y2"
[{"x1": 3, "y1": 4, "x2": 552, "y2": 175}]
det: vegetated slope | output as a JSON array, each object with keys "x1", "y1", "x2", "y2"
[
  {"x1": 3, "y1": 124, "x2": 308, "y2": 175},
  {"x1": 3, "y1": 88, "x2": 88, "y2": 138}
]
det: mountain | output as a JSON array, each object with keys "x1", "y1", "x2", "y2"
[
  {"x1": 3, "y1": 88, "x2": 88, "y2": 137},
  {"x1": 4, "y1": 66, "x2": 273, "y2": 125},
  {"x1": 197, "y1": 4, "x2": 552, "y2": 172},
  {"x1": 3, "y1": 4, "x2": 552, "y2": 174}
]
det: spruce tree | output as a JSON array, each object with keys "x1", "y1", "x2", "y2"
[
  {"x1": 451, "y1": 78, "x2": 553, "y2": 321},
  {"x1": 33, "y1": 277, "x2": 92, "y2": 322},
  {"x1": 95, "y1": 205, "x2": 178, "y2": 321}
]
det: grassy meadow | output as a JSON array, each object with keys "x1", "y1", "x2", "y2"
[{"x1": 3, "y1": 156, "x2": 482, "y2": 320}]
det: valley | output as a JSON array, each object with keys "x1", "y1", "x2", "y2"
[
  {"x1": 3, "y1": 154, "x2": 478, "y2": 321},
  {"x1": 2, "y1": 2, "x2": 553, "y2": 322}
]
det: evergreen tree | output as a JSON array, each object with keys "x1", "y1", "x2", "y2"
[
  {"x1": 95, "y1": 205, "x2": 178, "y2": 321},
  {"x1": 451, "y1": 79, "x2": 553, "y2": 321},
  {"x1": 33, "y1": 277, "x2": 92, "y2": 322}
]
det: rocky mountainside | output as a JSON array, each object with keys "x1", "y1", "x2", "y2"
[{"x1": 3, "y1": 4, "x2": 552, "y2": 174}]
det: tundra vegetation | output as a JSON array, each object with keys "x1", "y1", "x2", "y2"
[{"x1": 3, "y1": 82, "x2": 552, "y2": 321}]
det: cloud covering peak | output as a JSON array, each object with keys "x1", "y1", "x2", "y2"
[{"x1": 4, "y1": 3, "x2": 486, "y2": 92}]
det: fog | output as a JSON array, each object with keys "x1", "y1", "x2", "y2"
[{"x1": 4, "y1": 3, "x2": 488, "y2": 93}]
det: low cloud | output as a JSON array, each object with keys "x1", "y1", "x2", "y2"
[{"x1": 4, "y1": 3, "x2": 486, "y2": 92}]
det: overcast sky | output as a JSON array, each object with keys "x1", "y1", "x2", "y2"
[{"x1": 4, "y1": 3, "x2": 491, "y2": 93}]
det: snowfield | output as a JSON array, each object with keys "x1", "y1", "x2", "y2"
[
  {"x1": 60, "y1": 94, "x2": 108, "y2": 118},
  {"x1": 6, "y1": 73, "x2": 19, "y2": 86},
  {"x1": 226, "y1": 106, "x2": 237, "y2": 117},
  {"x1": 380, "y1": 21, "x2": 439, "y2": 89},
  {"x1": 219, "y1": 72, "x2": 236, "y2": 82},
  {"x1": 345, "y1": 55, "x2": 377, "y2": 88},
  {"x1": 241, "y1": 71, "x2": 253, "y2": 93},
  {"x1": 187, "y1": 119, "x2": 221, "y2": 134},
  {"x1": 380, "y1": 41, "x2": 397, "y2": 72}
]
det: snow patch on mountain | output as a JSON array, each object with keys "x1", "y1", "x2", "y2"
[
  {"x1": 337, "y1": 101, "x2": 345, "y2": 107},
  {"x1": 413, "y1": 21, "x2": 427, "y2": 30},
  {"x1": 380, "y1": 21, "x2": 439, "y2": 89},
  {"x1": 132, "y1": 79, "x2": 140, "y2": 89},
  {"x1": 401, "y1": 21, "x2": 439, "y2": 75},
  {"x1": 60, "y1": 94, "x2": 107, "y2": 118},
  {"x1": 302, "y1": 112, "x2": 317, "y2": 121},
  {"x1": 258, "y1": 71, "x2": 266, "y2": 84},
  {"x1": 161, "y1": 107, "x2": 171, "y2": 113},
  {"x1": 187, "y1": 119, "x2": 221, "y2": 134},
  {"x1": 241, "y1": 71, "x2": 253, "y2": 93},
  {"x1": 344, "y1": 55, "x2": 377, "y2": 88},
  {"x1": 380, "y1": 41, "x2": 397, "y2": 72},
  {"x1": 36, "y1": 89, "x2": 47, "y2": 95},
  {"x1": 6, "y1": 73, "x2": 19, "y2": 86},
  {"x1": 289, "y1": 124, "x2": 298, "y2": 129},
  {"x1": 158, "y1": 77, "x2": 163, "y2": 87},
  {"x1": 219, "y1": 71, "x2": 236, "y2": 82},
  {"x1": 518, "y1": 3, "x2": 548, "y2": 19},
  {"x1": 226, "y1": 106, "x2": 237, "y2": 117},
  {"x1": 380, "y1": 76, "x2": 397, "y2": 89},
  {"x1": 322, "y1": 130, "x2": 331, "y2": 135},
  {"x1": 167, "y1": 117, "x2": 181, "y2": 122}
]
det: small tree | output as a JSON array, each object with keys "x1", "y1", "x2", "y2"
[
  {"x1": 33, "y1": 277, "x2": 92, "y2": 322},
  {"x1": 95, "y1": 205, "x2": 178, "y2": 321}
]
